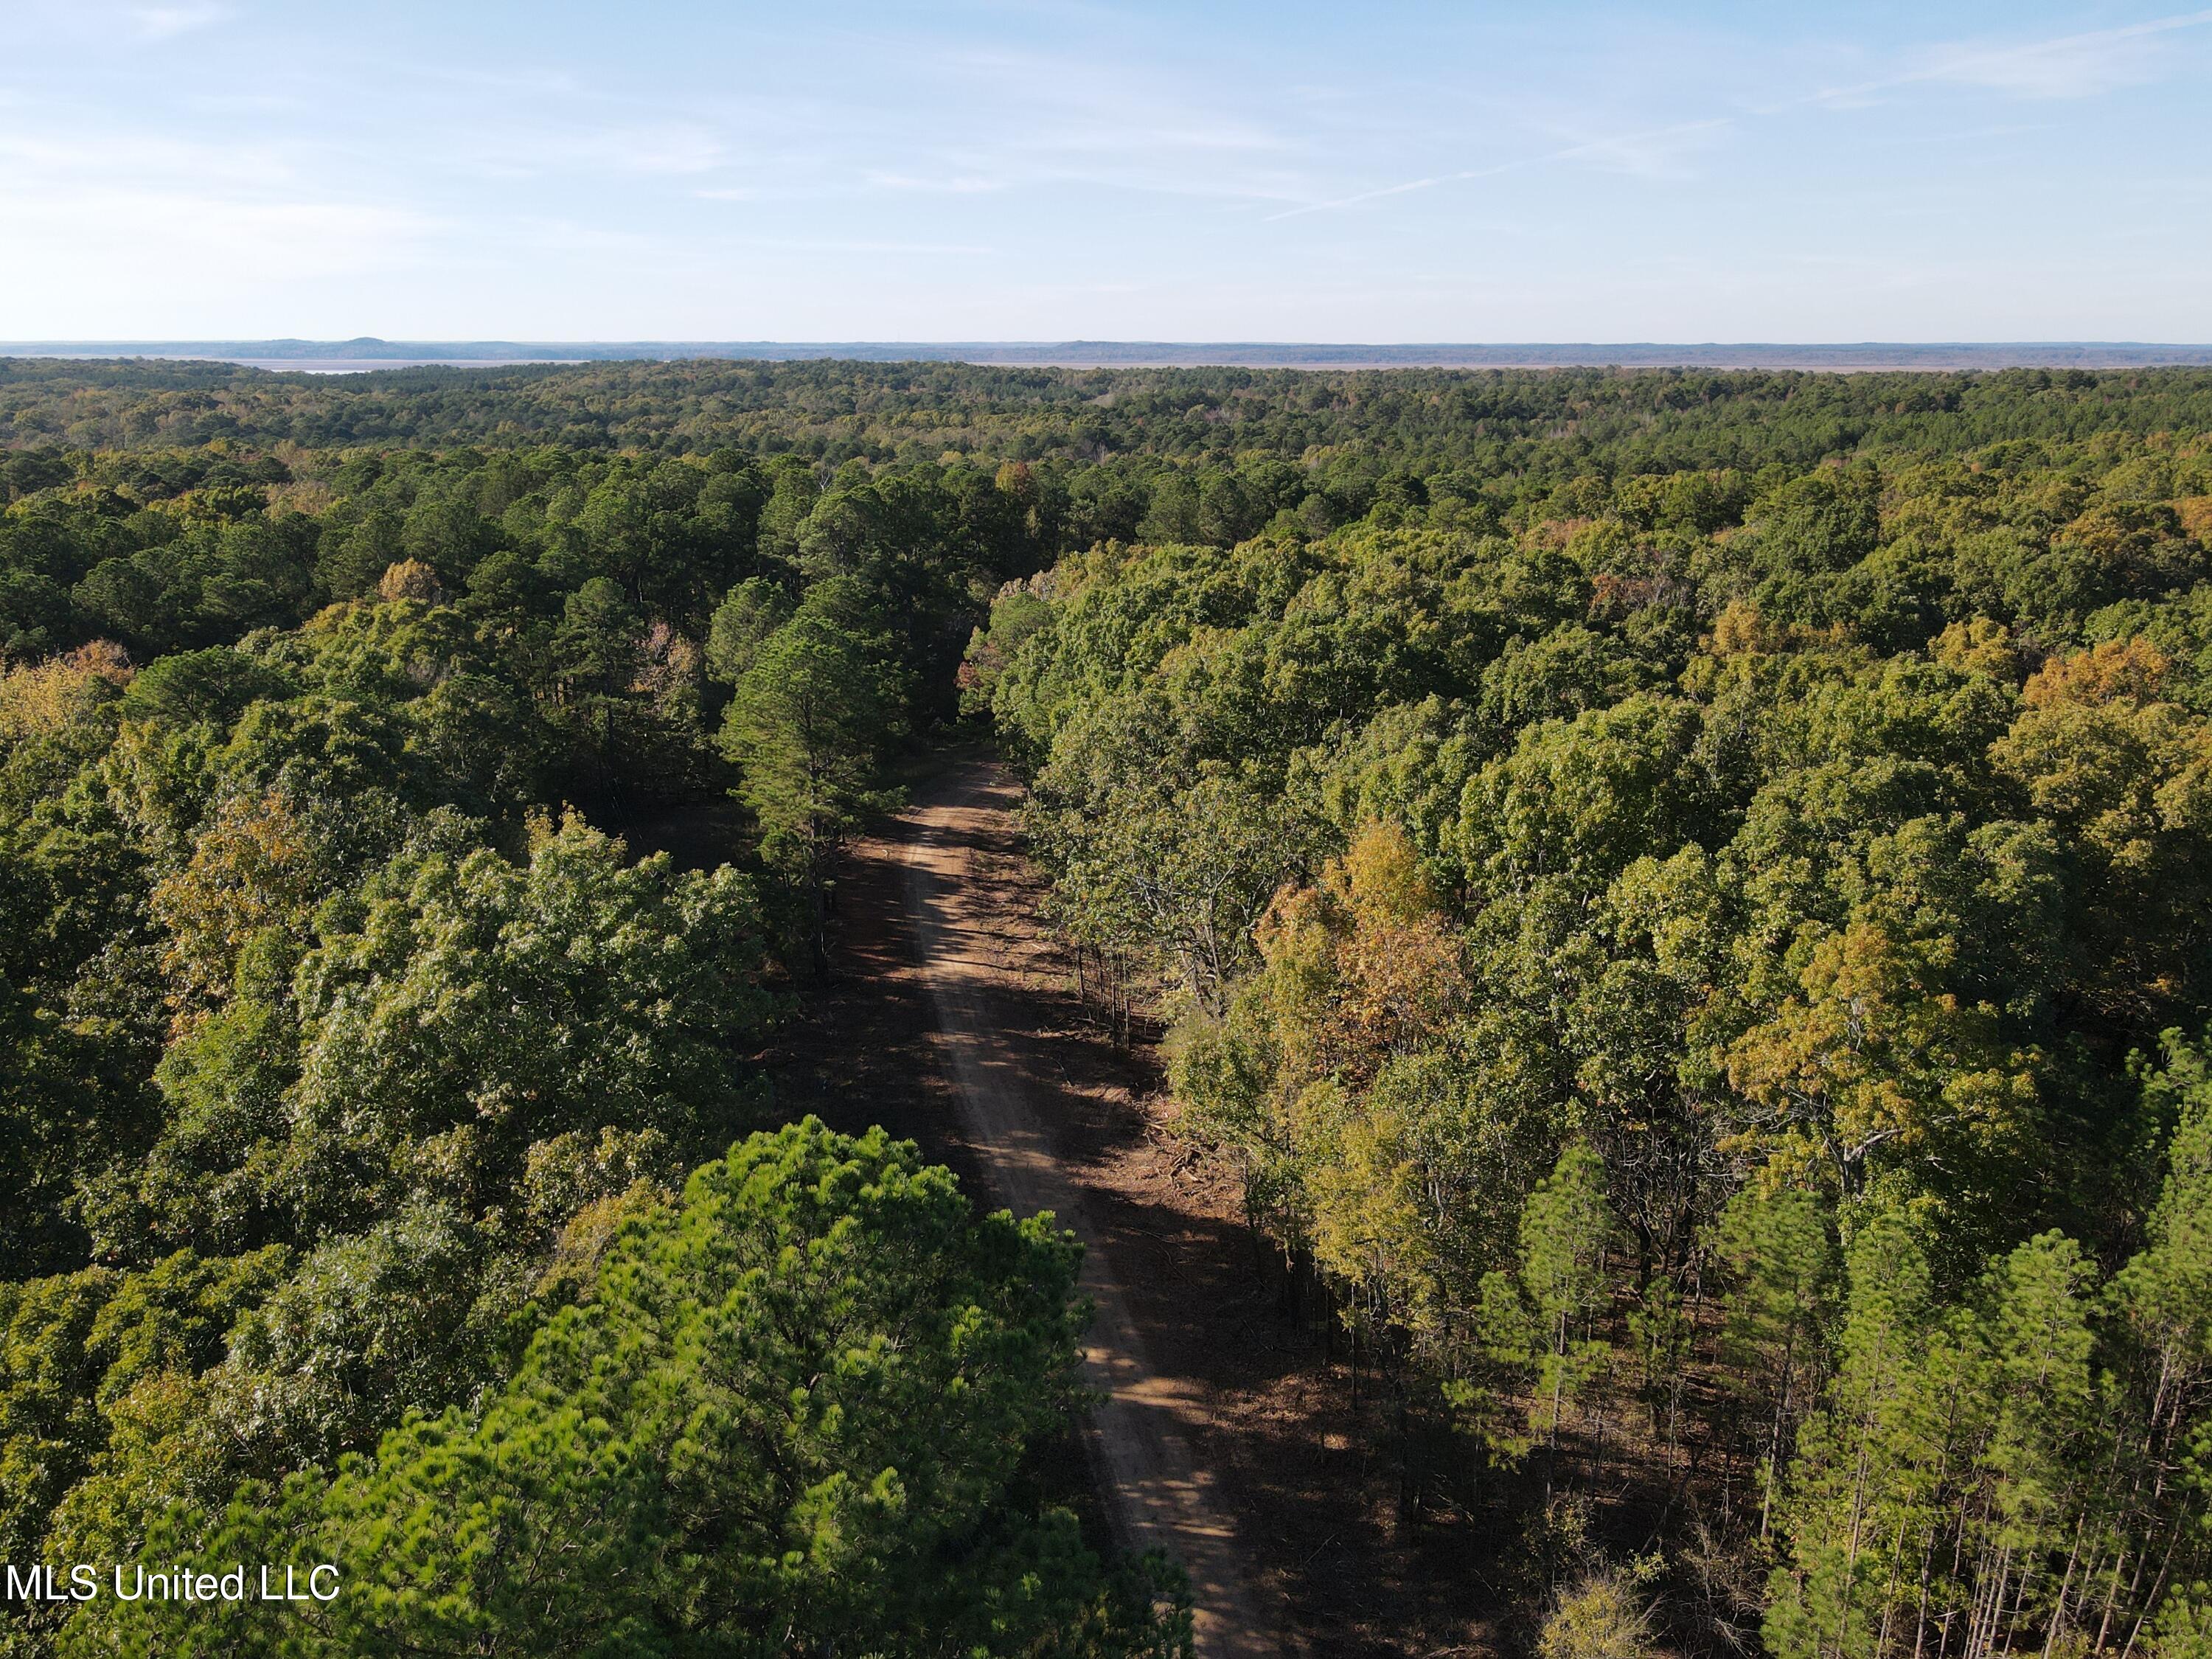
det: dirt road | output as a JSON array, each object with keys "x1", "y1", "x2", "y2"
[
  {"x1": 751, "y1": 757, "x2": 1485, "y2": 1658},
  {"x1": 897, "y1": 763, "x2": 1282, "y2": 1658}
]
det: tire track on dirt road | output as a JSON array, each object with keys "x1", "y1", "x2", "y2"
[{"x1": 897, "y1": 761, "x2": 1284, "y2": 1659}]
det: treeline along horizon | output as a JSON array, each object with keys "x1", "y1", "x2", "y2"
[
  {"x1": 9, "y1": 356, "x2": 2212, "y2": 468},
  {"x1": 4, "y1": 359, "x2": 2212, "y2": 1657}
]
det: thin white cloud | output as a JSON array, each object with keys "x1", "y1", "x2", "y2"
[
  {"x1": 608, "y1": 125, "x2": 726, "y2": 174},
  {"x1": 1792, "y1": 8, "x2": 2212, "y2": 109},
  {"x1": 1909, "y1": 10, "x2": 2212, "y2": 99},
  {"x1": 0, "y1": 185, "x2": 438, "y2": 286},
  {"x1": 1266, "y1": 117, "x2": 1733, "y2": 221},
  {"x1": 1287, "y1": 10, "x2": 2212, "y2": 227},
  {"x1": 403, "y1": 63, "x2": 585, "y2": 97},
  {"x1": 888, "y1": 40, "x2": 1313, "y2": 203},
  {"x1": 494, "y1": 218, "x2": 664, "y2": 256},
  {"x1": 738, "y1": 236, "x2": 996, "y2": 257},
  {"x1": 572, "y1": 123, "x2": 728, "y2": 175},
  {"x1": 128, "y1": 4, "x2": 230, "y2": 42},
  {"x1": 456, "y1": 119, "x2": 731, "y2": 181},
  {"x1": 865, "y1": 170, "x2": 1005, "y2": 194},
  {"x1": 0, "y1": 127, "x2": 298, "y2": 187},
  {"x1": 0, "y1": 102, "x2": 439, "y2": 321}
]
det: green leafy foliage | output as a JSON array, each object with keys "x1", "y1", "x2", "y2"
[
  {"x1": 10, "y1": 360, "x2": 2212, "y2": 1651},
  {"x1": 62, "y1": 1121, "x2": 1189, "y2": 1658},
  {"x1": 1478, "y1": 1143, "x2": 1615, "y2": 1461},
  {"x1": 980, "y1": 386, "x2": 2212, "y2": 1646},
  {"x1": 0, "y1": 391, "x2": 1172, "y2": 1655}
]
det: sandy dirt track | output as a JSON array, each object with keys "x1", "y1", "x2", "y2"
[
  {"x1": 726, "y1": 752, "x2": 1483, "y2": 1658},
  {"x1": 894, "y1": 762, "x2": 1283, "y2": 1658}
]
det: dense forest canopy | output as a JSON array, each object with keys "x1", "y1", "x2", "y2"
[
  {"x1": 9, "y1": 357, "x2": 2212, "y2": 470},
  {"x1": 0, "y1": 362, "x2": 1189, "y2": 1657},
  {"x1": 4, "y1": 358, "x2": 2212, "y2": 1656},
  {"x1": 960, "y1": 372, "x2": 2212, "y2": 1658}
]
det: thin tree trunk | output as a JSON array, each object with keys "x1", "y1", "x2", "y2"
[{"x1": 2041, "y1": 1514, "x2": 2089, "y2": 1659}]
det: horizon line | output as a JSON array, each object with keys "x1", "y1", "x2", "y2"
[{"x1": 8, "y1": 340, "x2": 2212, "y2": 373}]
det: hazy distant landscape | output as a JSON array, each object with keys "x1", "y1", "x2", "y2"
[{"x1": 10, "y1": 338, "x2": 2212, "y2": 372}]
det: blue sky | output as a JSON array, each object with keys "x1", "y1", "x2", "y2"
[{"x1": 4, "y1": 1, "x2": 2210, "y2": 341}]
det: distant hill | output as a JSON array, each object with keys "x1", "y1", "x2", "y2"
[{"x1": 7, "y1": 338, "x2": 2212, "y2": 370}]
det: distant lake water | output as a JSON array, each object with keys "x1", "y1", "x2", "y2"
[
  {"x1": 222, "y1": 358, "x2": 587, "y2": 374},
  {"x1": 7, "y1": 354, "x2": 591, "y2": 375}
]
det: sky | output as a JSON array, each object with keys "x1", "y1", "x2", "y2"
[{"x1": 3, "y1": 1, "x2": 2210, "y2": 342}]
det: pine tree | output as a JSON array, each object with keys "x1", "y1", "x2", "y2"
[
  {"x1": 1481, "y1": 1140, "x2": 1614, "y2": 1475},
  {"x1": 67, "y1": 1121, "x2": 1191, "y2": 1658},
  {"x1": 2096, "y1": 1034, "x2": 2212, "y2": 1657},
  {"x1": 1715, "y1": 1183, "x2": 1840, "y2": 1540},
  {"x1": 719, "y1": 607, "x2": 898, "y2": 956},
  {"x1": 1765, "y1": 1210, "x2": 1948, "y2": 1659},
  {"x1": 1957, "y1": 1232, "x2": 2098, "y2": 1659}
]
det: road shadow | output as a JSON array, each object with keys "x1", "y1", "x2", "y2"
[{"x1": 769, "y1": 762, "x2": 1497, "y2": 1658}]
